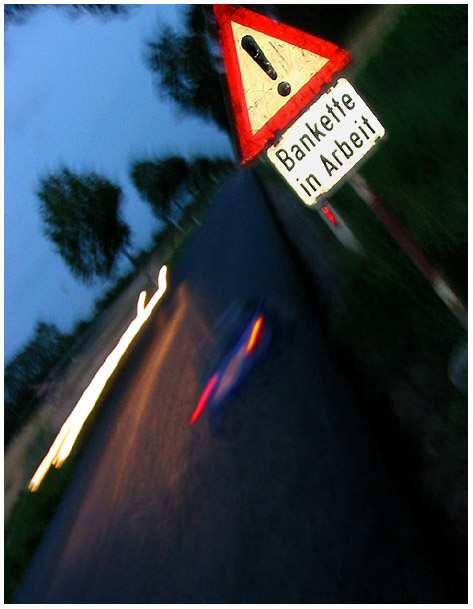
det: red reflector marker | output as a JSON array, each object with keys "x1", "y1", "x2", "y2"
[{"x1": 321, "y1": 205, "x2": 338, "y2": 226}]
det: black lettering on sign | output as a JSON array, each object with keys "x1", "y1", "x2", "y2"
[
  {"x1": 335, "y1": 139, "x2": 353, "y2": 159},
  {"x1": 332, "y1": 97, "x2": 346, "y2": 118},
  {"x1": 306, "y1": 173, "x2": 321, "y2": 192},
  {"x1": 331, "y1": 149, "x2": 342, "y2": 166},
  {"x1": 299, "y1": 133, "x2": 315, "y2": 152},
  {"x1": 325, "y1": 103, "x2": 340, "y2": 123},
  {"x1": 291, "y1": 144, "x2": 306, "y2": 162},
  {"x1": 350, "y1": 132, "x2": 363, "y2": 148},
  {"x1": 297, "y1": 178, "x2": 312, "y2": 197},
  {"x1": 305, "y1": 122, "x2": 326, "y2": 142},
  {"x1": 320, "y1": 115, "x2": 333, "y2": 131},
  {"x1": 342, "y1": 93, "x2": 355, "y2": 110},
  {"x1": 297, "y1": 173, "x2": 321, "y2": 196},
  {"x1": 320, "y1": 155, "x2": 338, "y2": 176},
  {"x1": 275, "y1": 149, "x2": 294, "y2": 171},
  {"x1": 362, "y1": 115, "x2": 376, "y2": 134}
]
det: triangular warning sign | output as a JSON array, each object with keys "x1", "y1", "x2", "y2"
[{"x1": 213, "y1": 5, "x2": 351, "y2": 165}]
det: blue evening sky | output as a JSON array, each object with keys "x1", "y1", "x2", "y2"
[{"x1": 4, "y1": 4, "x2": 234, "y2": 362}]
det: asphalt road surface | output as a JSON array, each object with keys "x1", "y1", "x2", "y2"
[{"x1": 16, "y1": 170, "x2": 443, "y2": 603}]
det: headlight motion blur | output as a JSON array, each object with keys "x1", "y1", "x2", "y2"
[
  {"x1": 189, "y1": 303, "x2": 274, "y2": 427},
  {"x1": 29, "y1": 266, "x2": 168, "y2": 492}
]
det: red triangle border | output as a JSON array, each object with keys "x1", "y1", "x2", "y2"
[{"x1": 213, "y1": 5, "x2": 351, "y2": 165}]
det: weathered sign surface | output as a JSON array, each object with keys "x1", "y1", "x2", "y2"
[
  {"x1": 266, "y1": 79, "x2": 385, "y2": 205},
  {"x1": 213, "y1": 5, "x2": 350, "y2": 164}
]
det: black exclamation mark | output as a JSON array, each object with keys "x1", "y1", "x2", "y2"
[{"x1": 241, "y1": 35, "x2": 291, "y2": 96}]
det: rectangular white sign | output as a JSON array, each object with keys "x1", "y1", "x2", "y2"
[{"x1": 266, "y1": 78, "x2": 385, "y2": 206}]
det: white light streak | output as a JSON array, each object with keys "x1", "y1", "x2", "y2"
[{"x1": 28, "y1": 265, "x2": 168, "y2": 492}]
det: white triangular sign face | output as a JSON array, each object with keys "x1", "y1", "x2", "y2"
[
  {"x1": 213, "y1": 4, "x2": 351, "y2": 164},
  {"x1": 231, "y1": 21, "x2": 329, "y2": 134}
]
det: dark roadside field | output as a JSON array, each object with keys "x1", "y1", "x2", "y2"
[{"x1": 259, "y1": 4, "x2": 467, "y2": 601}]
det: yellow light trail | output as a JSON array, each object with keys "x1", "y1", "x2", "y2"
[
  {"x1": 29, "y1": 265, "x2": 168, "y2": 492},
  {"x1": 246, "y1": 314, "x2": 264, "y2": 353}
]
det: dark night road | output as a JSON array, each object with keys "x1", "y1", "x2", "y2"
[{"x1": 16, "y1": 170, "x2": 442, "y2": 603}]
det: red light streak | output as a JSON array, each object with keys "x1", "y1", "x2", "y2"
[
  {"x1": 321, "y1": 205, "x2": 338, "y2": 226},
  {"x1": 189, "y1": 373, "x2": 219, "y2": 425},
  {"x1": 246, "y1": 315, "x2": 264, "y2": 353}
]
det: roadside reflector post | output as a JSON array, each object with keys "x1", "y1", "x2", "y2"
[{"x1": 349, "y1": 171, "x2": 467, "y2": 327}]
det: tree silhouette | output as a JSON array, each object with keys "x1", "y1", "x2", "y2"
[
  {"x1": 130, "y1": 154, "x2": 235, "y2": 228},
  {"x1": 37, "y1": 167, "x2": 133, "y2": 283},
  {"x1": 5, "y1": 321, "x2": 72, "y2": 446},
  {"x1": 144, "y1": 5, "x2": 231, "y2": 134},
  {"x1": 130, "y1": 155, "x2": 190, "y2": 229},
  {"x1": 4, "y1": 4, "x2": 135, "y2": 28},
  {"x1": 187, "y1": 156, "x2": 235, "y2": 195}
]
